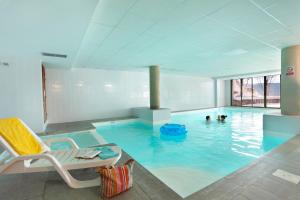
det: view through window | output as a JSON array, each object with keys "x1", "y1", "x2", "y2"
[
  {"x1": 253, "y1": 76, "x2": 265, "y2": 107},
  {"x1": 266, "y1": 75, "x2": 280, "y2": 108},
  {"x1": 242, "y1": 78, "x2": 252, "y2": 107},
  {"x1": 231, "y1": 75, "x2": 280, "y2": 108},
  {"x1": 232, "y1": 79, "x2": 241, "y2": 106}
]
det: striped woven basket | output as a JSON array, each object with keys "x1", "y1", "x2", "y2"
[{"x1": 96, "y1": 159, "x2": 135, "y2": 198}]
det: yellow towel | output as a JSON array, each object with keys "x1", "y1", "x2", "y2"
[{"x1": 0, "y1": 118, "x2": 43, "y2": 155}]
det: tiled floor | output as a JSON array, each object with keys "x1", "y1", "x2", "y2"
[
  {"x1": 44, "y1": 116, "x2": 135, "y2": 135},
  {"x1": 1, "y1": 120, "x2": 300, "y2": 200},
  {"x1": 0, "y1": 151, "x2": 181, "y2": 200}
]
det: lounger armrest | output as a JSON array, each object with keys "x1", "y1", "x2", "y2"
[
  {"x1": 0, "y1": 153, "x2": 62, "y2": 173},
  {"x1": 11, "y1": 153, "x2": 58, "y2": 163},
  {"x1": 44, "y1": 137, "x2": 80, "y2": 150}
]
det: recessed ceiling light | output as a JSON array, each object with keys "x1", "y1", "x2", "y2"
[
  {"x1": 104, "y1": 83, "x2": 113, "y2": 88},
  {"x1": 224, "y1": 49, "x2": 248, "y2": 56}
]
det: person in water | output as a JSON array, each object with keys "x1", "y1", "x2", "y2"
[
  {"x1": 217, "y1": 115, "x2": 227, "y2": 122},
  {"x1": 206, "y1": 115, "x2": 211, "y2": 121},
  {"x1": 220, "y1": 115, "x2": 227, "y2": 122}
]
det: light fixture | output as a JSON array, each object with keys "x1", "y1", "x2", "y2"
[
  {"x1": 41, "y1": 52, "x2": 67, "y2": 58},
  {"x1": 104, "y1": 83, "x2": 113, "y2": 88},
  {"x1": 76, "y1": 81, "x2": 84, "y2": 87}
]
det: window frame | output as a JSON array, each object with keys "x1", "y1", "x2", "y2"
[
  {"x1": 231, "y1": 79, "x2": 242, "y2": 106},
  {"x1": 265, "y1": 75, "x2": 281, "y2": 109},
  {"x1": 230, "y1": 75, "x2": 280, "y2": 109},
  {"x1": 241, "y1": 77, "x2": 253, "y2": 107}
]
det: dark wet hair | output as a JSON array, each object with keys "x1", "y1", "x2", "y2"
[
  {"x1": 220, "y1": 115, "x2": 227, "y2": 119},
  {"x1": 206, "y1": 115, "x2": 210, "y2": 120}
]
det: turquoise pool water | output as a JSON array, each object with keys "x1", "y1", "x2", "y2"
[
  {"x1": 42, "y1": 131, "x2": 101, "y2": 150},
  {"x1": 95, "y1": 107, "x2": 294, "y2": 197}
]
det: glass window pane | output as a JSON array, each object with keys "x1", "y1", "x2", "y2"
[
  {"x1": 242, "y1": 78, "x2": 253, "y2": 106},
  {"x1": 253, "y1": 76, "x2": 265, "y2": 107},
  {"x1": 232, "y1": 79, "x2": 241, "y2": 106},
  {"x1": 266, "y1": 75, "x2": 280, "y2": 108}
]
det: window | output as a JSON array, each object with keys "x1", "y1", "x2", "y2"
[
  {"x1": 232, "y1": 79, "x2": 241, "y2": 106},
  {"x1": 242, "y1": 78, "x2": 253, "y2": 107},
  {"x1": 252, "y1": 77, "x2": 265, "y2": 107},
  {"x1": 266, "y1": 75, "x2": 280, "y2": 108},
  {"x1": 231, "y1": 75, "x2": 280, "y2": 108}
]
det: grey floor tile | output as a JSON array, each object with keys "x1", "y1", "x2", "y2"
[
  {"x1": 24, "y1": 196, "x2": 44, "y2": 200},
  {"x1": 251, "y1": 176, "x2": 300, "y2": 199},
  {"x1": 44, "y1": 116, "x2": 135, "y2": 135},
  {"x1": 111, "y1": 184, "x2": 151, "y2": 200},
  {"x1": 0, "y1": 174, "x2": 23, "y2": 200},
  {"x1": 241, "y1": 185, "x2": 281, "y2": 200},
  {"x1": 18, "y1": 173, "x2": 47, "y2": 200},
  {"x1": 44, "y1": 180, "x2": 100, "y2": 200}
]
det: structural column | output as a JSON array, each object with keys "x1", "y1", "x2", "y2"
[
  {"x1": 281, "y1": 45, "x2": 300, "y2": 115},
  {"x1": 149, "y1": 65, "x2": 160, "y2": 109}
]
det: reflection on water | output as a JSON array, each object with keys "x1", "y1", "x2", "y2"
[{"x1": 96, "y1": 107, "x2": 294, "y2": 198}]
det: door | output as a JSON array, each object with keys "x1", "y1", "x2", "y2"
[{"x1": 42, "y1": 65, "x2": 47, "y2": 122}]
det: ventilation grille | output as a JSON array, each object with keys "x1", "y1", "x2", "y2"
[
  {"x1": 41, "y1": 52, "x2": 67, "y2": 58},
  {"x1": 0, "y1": 61, "x2": 9, "y2": 67}
]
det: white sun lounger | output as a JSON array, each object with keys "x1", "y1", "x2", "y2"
[{"x1": 0, "y1": 119, "x2": 121, "y2": 189}]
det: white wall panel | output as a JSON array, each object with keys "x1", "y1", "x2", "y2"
[
  {"x1": 46, "y1": 68, "x2": 216, "y2": 123},
  {"x1": 46, "y1": 68, "x2": 149, "y2": 123},
  {"x1": 161, "y1": 74, "x2": 215, "y2": 111},
  {"x1": 215, "y1": 79, "x2": 231, "y2": 107},
  {"x1": 224, "y1": 80, "x2": 232, "y2": 106},
  {"x1": 0, "y1": 56, "x2": 44, "y2": 132},
  {"x1": 216, "y1": 79, "x2": 225, "y2": 107}
]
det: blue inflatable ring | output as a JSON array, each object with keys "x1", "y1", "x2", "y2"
[{"x1": 160, "y1": 123, "x2": 187, "y2": 136}]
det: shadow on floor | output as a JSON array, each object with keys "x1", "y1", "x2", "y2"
[{"x1": 0, "y1": 151, "x2": 182, "y2": 200}]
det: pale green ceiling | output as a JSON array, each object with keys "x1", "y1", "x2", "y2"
[{"x1": 1, "y1": 0, "x2": 300, "y2": 77}]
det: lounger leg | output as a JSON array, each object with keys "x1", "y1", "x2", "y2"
[
  {"x1": 53, "y1": 166, "x2": 100, "y2": 188},
  {"x1": 58, "y1": 170, "x2": 100, "y2": 188},
  {"x1": 38, "y1": 155, "x2": 100, "y2": 188}
]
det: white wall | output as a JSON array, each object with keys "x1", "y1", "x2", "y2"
[
  {"x1": 216, "y1": 79, "x2": 225, "y2": 107},
  {"x1": 161, "y1": 74, "x2": 214, "y2": 111},
  {"x1": 0, "y1": 55, "x2": 44, "y2": 132},
  {"x1": 46, "y1": 68, "x2": 216, "y2": 123},
  {"x1": 224, "y1": 80, "x2": 232, "y2": 106},
  {"x1": 215, "y1": 79, "x2": 231, "y2": 107},
  {"x1": 46, "y1": 68, "x2": 149, "y2": 123}
]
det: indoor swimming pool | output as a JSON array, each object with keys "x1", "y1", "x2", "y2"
[
  {"x1": 42, "y1": 107, "x2": 295, "y2": 198},
  {"x1": 94, "y1": 107, "x2": 295, "y2": 197}
]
